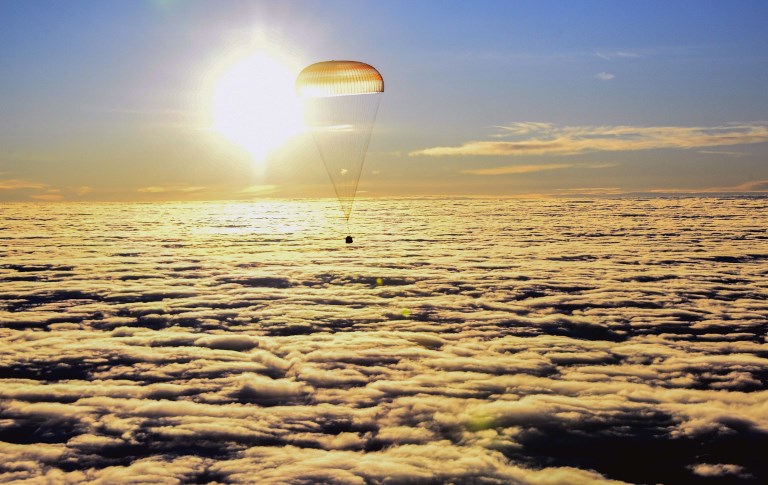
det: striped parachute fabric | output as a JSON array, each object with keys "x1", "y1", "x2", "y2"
[{"x1": 296, "y1": 61, "x2": 384, "y2": 98}]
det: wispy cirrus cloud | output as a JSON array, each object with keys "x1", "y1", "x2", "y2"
[
  {"x1": 0, "y1": 179, "x2": 68, "y2": 201},
  {"x1": 30, "y1": 193, "x2": 64, "y2": 201},
  {"x1": 410, "y1": 122, "x2": 768, "y2": 157},
  {"x1": 488, "y1": 122, "x2": 554, "y2": 137},
  {"x1": 461, "y1": 163, "x2": 616, "y2": 176},
  {"x1": 596, "y1": 51, "x2": 642, "y2": 60},
  {"x1": 0, "y1": 179, "x2": 50, "y2": 191},
  {"x1": 461, "y1": 163, "x2": 573, "y2": 175},
  {"x1": 595, "y1": 72, "x2": 616, "y2": 81},
  {"x1": 0, "y1": 179, "x2": 98, "y2": 201},
  {"x1": 697, "y1": 149, "x2": 750, "y2": 157}
]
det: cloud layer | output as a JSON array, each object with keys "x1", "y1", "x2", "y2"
[
  {"x1": 1, "y1": 198, "x2": 767, "y2": 483},
  {"x1": 410, "y1": 121, "x2": 768, "y2": 157}
]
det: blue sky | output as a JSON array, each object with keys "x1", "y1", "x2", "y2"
[{"x1": 1, "y1": 0, "x2": 767, "y2": 200}]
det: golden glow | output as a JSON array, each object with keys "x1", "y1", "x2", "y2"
[{"x1": 210, "y1": 49, "x2": 303, "y2": 164}]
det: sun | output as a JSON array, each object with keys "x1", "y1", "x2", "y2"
[{"x1": 210, "y1": 49, "x2": 303, "y2": 164}]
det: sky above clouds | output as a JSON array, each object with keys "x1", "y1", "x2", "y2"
[{"x1": 1, "y1": 0, "x2": 767, "y2": 201}]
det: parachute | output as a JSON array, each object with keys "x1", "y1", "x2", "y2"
[{"x1": 296, "y1": 61, "x2": 384, "y2": 238}]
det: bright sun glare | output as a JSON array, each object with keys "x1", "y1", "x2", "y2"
[{"x1": 210, "y1": 49, "x2": 303, "y2": 164}]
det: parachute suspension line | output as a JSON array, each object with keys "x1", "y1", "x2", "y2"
[
  {"x1": 310, "y1": 126, "x2": 345, "y2": 217},
  {"x1": 346, "y1": 95, "x2": 381, "y2": 222},
  {"x1": 296, "y1": 61, "x2": 383, "y2": 242},
  {"x1": 310, "y1": 119, "x2": 353, "y2": 224},
  {"x1": 308, "y1": 93, "x2": 381, "y2": 223}
]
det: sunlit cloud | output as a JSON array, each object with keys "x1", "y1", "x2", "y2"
[
  {"x1": 0, "y1": 179, "x2": 50, "y2": 191},
  {"x1": 488, "y1": 122, "x2": 554, "y2": 137},
  {"x1": 689, "y1": 463, "x2": 751, "y2": 479},
  {"x1": 0, "y1": 179, "x2": 68, "y2": 201},
  {"x1": 697, "y1": 149, "x2": 749, "y2": 157},
  {"x1": 137, "y1": 185, "x2": 207, "y2": 194},
  {"x1": 595, "y1": 72, "x2": 615, "y2": 81},
  {"x1": 30, "y1": 193, "x2": 64, "y2": 201},
  {"x1": 410, "y1": 122, "x2": 768, "y2": 157},
  {"x1": 460, "y1": 162, "x2": 616, "y2": 176},
  {"x1": 461, "y1": 164, "x2": 573, "y2": 175}
]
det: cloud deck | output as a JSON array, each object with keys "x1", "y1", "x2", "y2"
[{"x1": 1, "y1": 198, "x2": 766, "y2": 484}]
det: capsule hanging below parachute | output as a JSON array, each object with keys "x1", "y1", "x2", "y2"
[{"x1": 296, "y1": 61, "x2": 384, "y2": 244}]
